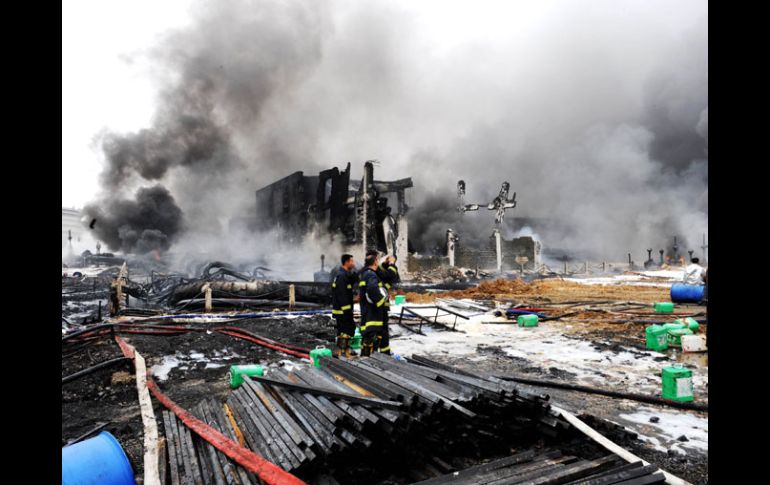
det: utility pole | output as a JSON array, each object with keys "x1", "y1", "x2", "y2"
[
  {"x1": 701, "y1": 233, "x2": 708, "y2": 263},
  {"x1": 458, "y1": 180, "x2": 517, "y2": 273}
]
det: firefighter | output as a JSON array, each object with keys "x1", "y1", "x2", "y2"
[
  {"x1": 331, "y1": 254, "x2": 358, "y2": 356},
  {"x1": 360, "y1": 252, "x2": 388, "y2": 357},
  {"x1": 376, "y1": 255, "x2": 400, "y2": 355},
  {"x1": 358, "y1": 250, "x2": 379, "y2": 330}
]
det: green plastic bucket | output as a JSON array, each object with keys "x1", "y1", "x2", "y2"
[
  {"x1": 654, "y1": 302, "x2": 674, "y2": 313},
  {"x1": 394, "y1": 295, "x2": 406, "y2": 305},
  {"x1": 350, "y1": 327, "x2": 362, "y2": 350},
  {"x1": 517, "y1": 314, "x2": 539, "y2": 327},
  {"x1": 310, "y1": 347, "x2": 333, "y2": 368},
  {"x1": 229, "y1": 365, "x2": 264, "y2": 389},
  {"x1": 666, "y1": 328, "x2": 694, "y2": 347},
  {"x1": 645, "y1": 325, "x2": 669, "y2": 351},
  {"x1": 662, "y1": 364, "x2": 694, "y2": 402}
]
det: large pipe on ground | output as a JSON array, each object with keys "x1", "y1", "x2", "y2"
[{"x1": 168, "y1": 280, "x2": 331, "y2": 305}]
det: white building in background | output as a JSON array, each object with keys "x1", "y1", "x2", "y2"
[{"x1": 62, "y1": 207, "x2": 98, "y2": 256}]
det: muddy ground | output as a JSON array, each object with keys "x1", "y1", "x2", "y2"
[
  {"x1": 62, "y1": 315, "x2": 337, "y2": 484},
  {"x1": 125, "y1": 315, "x2": 336, "y2": 410},
  {"x1": 403, "y1": 277, "x2": 673, "y2": 304}
]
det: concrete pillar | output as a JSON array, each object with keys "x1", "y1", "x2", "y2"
[
  {"x1": 203, "y1": 284, "x2": 212, "y2": 313},
  {"x1": 395, "y1": 216, "x2": 408, "y2": 263},
  {"x1": 446, "y1": 229, "x2": 456, "y2": 267},
  {"x1": 494, "y1": 229, "x2": 502, "y2": 273}
]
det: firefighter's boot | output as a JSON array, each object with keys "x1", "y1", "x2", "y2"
[{"x1": 361, "y1": 342, "x2": 374, "y2": 357}]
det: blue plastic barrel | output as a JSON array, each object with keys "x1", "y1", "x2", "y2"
[
  {"x1": 670, "y1": 283, "x2": 704, "y2": 303},
  {"x1": 62, "y1": 431, "x2": 136, "y2": 485}
]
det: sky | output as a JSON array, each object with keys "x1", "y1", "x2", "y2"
[
  {"x1": 62, "y1": 0, "x2": 706, "y2": 209},
  {"x1": 63, "y1": 0, "x2": 706, "y2": 261},
  {"x1": 62, "y1": 0, "x2": 194, "y2": 208}
]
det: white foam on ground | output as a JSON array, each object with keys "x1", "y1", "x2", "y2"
[
  {"x1": 152, "y1": 348, "x2": 249, "y2": 380},
  {"x1": 618, "y1": 406, "x2": 708, "y2": 453},
  {"x1": 151, "y1": 355, "x2": 181, "y2": 381},
  {"x1": 392, "y1": 310, "x2": 706, "y2": 396},
  {"x1": 564, "y1": 269, "x2": 685, "y2": 287}
]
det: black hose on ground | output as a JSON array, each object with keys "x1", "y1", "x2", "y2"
[
  {"x1": 493, "y1": 374, "x2": 708, "y2": 412},
  {"x1": 62, "y1": 357, "x2": 132, "y2": 384}
]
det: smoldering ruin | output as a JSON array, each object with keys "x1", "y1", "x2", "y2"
[{"x1": 63, "y1": 1, "x2": 708, "y2": 484}]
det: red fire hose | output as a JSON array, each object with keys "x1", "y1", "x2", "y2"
[
  {"x1": 214, "y1": 329, "x2": 309, "y2": 359},
  {"x1": 115, "y1": 336, "x2": 306, "y2": 485}
]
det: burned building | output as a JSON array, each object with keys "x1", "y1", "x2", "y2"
[
  {"x1": 454, "y1": 233, "x2": 541, "y2": 271},
  {"x1": 254, "y1": 161, "x2": 413, "y2": 259}
]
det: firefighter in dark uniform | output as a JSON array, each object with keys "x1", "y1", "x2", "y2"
[
  {"x1": 360, "y1": 253, "x2": 388, "y2": 357},
  {"x1": 376, "y1": 255, "x2": 400, "y2": 354},
  {"x1": 331, "y1": 254, "x2": 358, "y2": 356},
  {"x1": 358, "y1": 250, "x2": 380, "y2": 333}
]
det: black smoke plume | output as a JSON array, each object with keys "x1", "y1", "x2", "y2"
[{"x1": 84, "y1": 185, "x2": 183, "y2": 253}]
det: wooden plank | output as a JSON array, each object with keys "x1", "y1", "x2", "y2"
[
  {"x1": 201, "y1": 399, "x2": 255, "y2": 484},
  {"x1": 566, "y1": 462, "x2": 653, "y2": 485},
  {"x1": 411, "y1": 450, "x2": 541, "y2": 485},
  {"x1": 134, "y1": 351, "x2": 161, "y2": 485},
  {"x1": 161, "y1": 411, "x2": 181, "y2": 485},
  {"x1": 229, "y1": 391, "x2": 290, "y2": 471},
  {"x1": 157, "y1": 438, "x2": 168, "y2": 485},
  {"x1": 191, "y1": 403, "x2": 227, "y2": 485},
  {"x1": 502, "y1": 455, "x2": 620, "y2": 485},
  {"x1": 237, "y1": 386, "x2": 307, "y2": 467},
  {"x1": 245, "y1": 373, "x2": 403, "y2": 410},
  {"x1": 611, "y1": 474, "x2": 666, "y2": 485}
]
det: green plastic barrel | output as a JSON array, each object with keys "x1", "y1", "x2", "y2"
[
  {"x1": 310, "y1": 347, "x2": 333, "y2": 368},
  {"x1": 654, "y1": 302, "x2": 674, "y2": 313},
  {"x1": 350, "y1": 327, "x2": 362, "y2": 350},
  {"x1": 666, "y1": 328, "x2": 694, "y2": 347},
  {"x1": 517, "y1": 314, "x2": 539, "y2": 327},
  {"x1": 645, "y1": 325, "x2": 669, "y2": 351},
  {"x1": 662, "y1": 365, "x2": 694, "y2": 402},
  {"x1": 394, "y1": 295, "x2": 406, "y2": 305},
  {"x1": 229, "y1": 364, "x2": 264, "y2": 389}
]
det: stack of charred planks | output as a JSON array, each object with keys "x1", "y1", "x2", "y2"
[{"x1": 159, "y1": 354, "x2": 662, "y2": 484}]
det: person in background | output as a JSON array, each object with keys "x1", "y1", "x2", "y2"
[
  {"x1": 376, "y1": 255, "x2": 400, "y2": 355},
  {"x1": 683, "y1": 257, "x2": 706, "y2": 285},
  {"x1": 331, "y1": 254, "x2": 358, "y2": 356}
]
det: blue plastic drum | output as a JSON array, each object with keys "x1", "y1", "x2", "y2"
[
  {"x1": 62, "y1": 431, "x2": 136, "y2": 485},
  {"x1": 670, "y1": 283, "x2": 705, "y2": 303}
]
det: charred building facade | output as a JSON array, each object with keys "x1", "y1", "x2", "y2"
[{"x1": 255, "y1": 161, "x2": 413, "y2": 260}]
